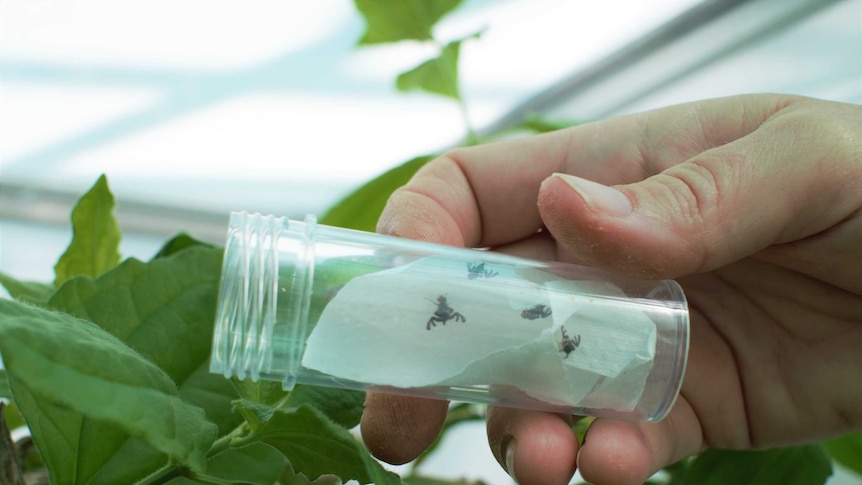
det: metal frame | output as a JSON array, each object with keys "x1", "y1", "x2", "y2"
[{"x1": 481, "y1": 0, "x2": 845, "y2": 129}]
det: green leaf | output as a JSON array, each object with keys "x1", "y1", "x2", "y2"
[
  {"x1": 682, "y1": 446, "x2": 832, "y2": 485},
  {"x1": 484, "y1": 114, "x2": 582, "y2": 143},
  {"x1": 54, "y1": 174, "x2": 122, "y2": 285},
  {"x1": 0, "y1": 300, "x2": 218, "y2": 481},
  {"x1": 179, "y1": 362, "x2": 243, "y2": 437},
  {"x1": 0, "y1": 272, "x2": 54, "y2": 307},
  {"x1": 234, "y1": 399, "x2": 277, "y2": 433},
  {"x1": 321, "y1": 155, "x2": 432, "y2": 231},
  {"x1": 200, "y1": 443, "x2": 286, "y2": 485},
  {"x1": 0, "y1": 402, "x2": 24, "y2": 434},
  {"x1": 232, "y1": 377, "x2": 289, "y2": 408},
  {"x1": 153, "y1": 233, "x2": 214, "y2": 260},
  {"x1": 281, "y1": 460, "x2": 351, "y2": 485},
  {"x1": 354, "y1": 0, "x2": 463, "y2": 44},
  {"x1": 6, "y1": 338, "x2": 144, "y2": 484},
  {"x1": 396, "y1": 40, "x2": 462, "y2": 100},
  {"x1": 168, "y1": 443, "x2": 287, "y2": 485},
  {"x1": 518, "y1": 113, "x2": 581, "y2": 134},
  {"x1": 50, "y1": 246, "x2": 235, "y2": 429},
  {"x1": 822, "y1": 432, "x2": 862, "y2": 476},
  {"x1": 284, "y1": 386, "x2": 366, "y2": 430},
  {"x1": 230, "y1": 377, "x2": 288, "y2": 430},
  {"x1": 43, "y1": 246, "x2": 239, "y2": 483},
  {"x1": 663, "y1": 457, "x2": 692, "y2": 485},
  {"x1": 251, "y1": 406, "x2": 400, "y2": 485},
  {"x1": 0, "y1": 370, "x2": 10, "y2": 400}
]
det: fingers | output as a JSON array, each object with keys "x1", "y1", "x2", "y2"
[
  {"x1": 360, "y1": 392, "x2": 448, "y2": 464},
  {"x1": 377, "y1": 133, "x2": 574, "y2": 247},
  {"x1": 577, "y1": 398, "x2": 704, "y2": 485},
  {"x1": 486, "y1": 407, "x2": 578, "y2": 485},
  {"x1": 484, "y1": 399, "x2": 704, "y2": 485},
  {"x1": 538, "y1": 99, "x2": 862, "y2": 278},
  {"x1": 379, "y1": 94, "x2": 799, "y2": 249}
]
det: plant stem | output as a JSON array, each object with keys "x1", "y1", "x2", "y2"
[
  {"x1": 136, "y1": 424, "x2": 250, "y2": 484},
  {"x1": 135, "y1": 463, "x2": 185, "y2": 485},
  {"x1": 207, "y1": 432, "x2": 236, "y2": 458},
  {"x1": 186, "y1": 470, "x2": 242, "y2": 485}
]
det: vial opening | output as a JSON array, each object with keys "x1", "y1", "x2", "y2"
[
  {"x1": 644, "y1": 280, "x2": 689, "y2": 422},
  {"x1": 210, "y1": 212, "x2": 296, "y2": 384}
]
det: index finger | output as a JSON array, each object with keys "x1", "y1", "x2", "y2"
[
  {"x1": 377, "y1": 94, "x2": 789, "y2": 247},
  {"x1": 378, "y1": 127, "x2": 630, "y2": 247}
]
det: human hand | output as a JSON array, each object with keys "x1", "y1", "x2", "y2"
[{"x1": 360, "y1": 94, "x2": 862, "y2": 484}]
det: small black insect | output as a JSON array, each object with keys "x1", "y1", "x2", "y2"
[
  {"x1": 558, "y1": 327, "x2": 581, "y2": 359},
  {"x1": 521, "y1": 304, "x2": 552, "y2": 320},
  {"x1": 467, "y1": 262, "x2": 498, "y2": 280},
  {"x1": 426, "y1": 295, "x2": 466, "y2": 330}
]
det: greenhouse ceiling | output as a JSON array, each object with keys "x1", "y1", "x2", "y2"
[{"x1": 0, "y1": 0, "x2": 859, "y2": 242}]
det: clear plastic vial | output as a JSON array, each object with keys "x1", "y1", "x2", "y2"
[{"x1": 210, "y1": 212, "x2": 689, "y2": 422}]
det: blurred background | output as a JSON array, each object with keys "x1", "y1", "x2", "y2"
[{"x1": 1, "y1": 0, "x2": 860, "y2": 483}]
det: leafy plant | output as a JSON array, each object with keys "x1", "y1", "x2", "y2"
[
  {"x1": 1, "y1": 1, "x2": 860, "y2": 485},
  {"x1": 0, "y1": 176, "x2": 401, "y2": 485}
]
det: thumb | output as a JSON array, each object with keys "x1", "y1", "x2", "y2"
[{"x1": 536, "y1": 119, "x2": 861, "y2": 279}]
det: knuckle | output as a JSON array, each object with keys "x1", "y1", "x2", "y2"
[
  {"x1": 646, "y1": 158, "x2": 728, "y2": 227},
  {"x1": 635, "y1": 158, "x2": 736, "y2": 273}
]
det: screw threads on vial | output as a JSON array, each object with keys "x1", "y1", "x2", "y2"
[{"x1": 211, "y1": 212, "x2": 282, "y2": 382}]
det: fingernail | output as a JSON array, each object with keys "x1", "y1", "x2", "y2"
[
  {"x1": 553, "y1": 173, "x2": 632, "y2": 217},
  {"x1": 505, "y1": 440, "x2": 517, "y2": 482}
]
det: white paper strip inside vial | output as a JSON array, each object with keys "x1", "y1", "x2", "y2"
[{"x1": 302, "y1": 256, "x2": 657, "y2": 412}]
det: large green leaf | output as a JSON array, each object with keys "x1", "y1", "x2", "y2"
[
  {"x1": 53, "y1": 174, "x2": 122, "y2": 286},
  {"x1": 4, "y1": 327, "x2": 158, "y2": 485},
  {"x1": 396, "y1": 40, "x2": 462, "y2": 100},
  {"x1": 252, "y1": 406, "x2": 400, "y2": 485},
  {"x1": 168, "y1": 443, "x2": 287, "y2": 485},
  {"x1": 49, "y1": 246, "x2": 233, "y2": 426},
  {"x1": 152, "y1": 233, "x2": 215, "y2": 260},
  {"x1": 178, "y1": 363, "x2": 242, "y2": 437},
  {"x1": 43, "y1": 246, "x2": 239, "y2": 483},
  {"x1": 822, "y1": 432, "x2": 862, "y2": 476},
  {"x1": 682, "y1": 446, "x2": 832, "y2": 485},
  {"x1": 198, "y1": 443, "x2": 286, "y2": 484},
  {"x1": 354, "y1": 0, "x2": 463, "y2": 45},
  {"x1": 233, "y1": 384, "x2": 365, "y2": 435},
  {"x1": 0, "y1": 300, "x2": 218, "y2": 481},
  {"x1": 85, "y1": 438, "x2": 173, "y2": 484},
  {"x1": 0, "y1": 272, "x2": 53, "y2": 307},
  {"x1": 321, "y1": 155, "x2": 432, "y2": 231},
  {"x1": 284, "y1": 385, "x2": 366, "y2": 430}
]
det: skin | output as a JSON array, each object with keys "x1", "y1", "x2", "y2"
[{"x1": 360, "y1": 94, "x2": 862, "y2": 485}]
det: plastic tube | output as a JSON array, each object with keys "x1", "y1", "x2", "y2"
[{"x1": 210, "y1": 212, "x2": 689, "y2": 422}]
